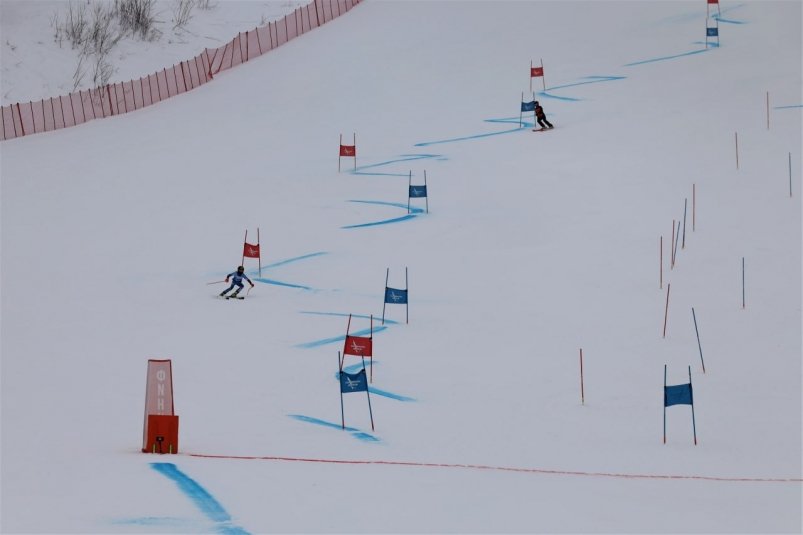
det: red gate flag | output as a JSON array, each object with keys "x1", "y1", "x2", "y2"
[
  {"x1": 241, "y1": 228, "x2": 262, "y2": 277},
  {"x1": 344, "y1": 335, "x2": 372, "y2": 357},
  {"x1": 243, "y1": 242, "x2": 260, "y2": 258},
  {"x1": 529, "y1": 59, "x2": 546, "y2": 91},
  {"x1": 341, "y1": 314, "x2": 374, "y2": 381},
  {"x1": 708, "y1": 0, "x2": 718, "y2": 4},
  {"x1": 339, "y1": 133, "x2": 356, "y2": 172}
]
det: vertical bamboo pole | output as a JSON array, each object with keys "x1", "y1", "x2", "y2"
[
  {"x1": 790, "y1": 153, "x2": 793, "y2": 198},
  {"x1": 663, "y1": 365, "x2": 667, "y2": 444},
  {"x1": 682, "y1": 199, "x2": 688, "y2": 249},
  {"x1": 540, "y1": 58, "x2": 546, "y2": 91},
  {"x1": 670, "y1": 220, "x2": 676, "y2": 269},
  {"x1": 742, "y1": 257, "x2": 746, "y2": 309},
  {"x1": 520, "y1": 92, "x2": 524, "y2": 127},
  {"x1": 381, "y1": 268, "x2": 389, "y2": 325},
  {"x1": 407, "y1": 170, "x2": 412, "y2": 214},
  {"x1": 363, "y1": 356, "x2": 375, "y2": 431},
  {"x1": 692, "y1": 307, "x2": 706, "y2": 373},
  {"x1": 405, "y1": 266, "x2": 409, "y2": 324},
  {"x1": 579, "y1": 348, "x2": 585, "y2": 405},
  {"x1": 671, "y1": 221, "x2": 680, "y2": 269},
  {"x1": 424, "y1": 170, "x2": 429, "y2": 214},
  {"x1": 241, "y1": 229, "x2": 247, "y2": 266},
  {"x1": 338, "y1": 351, "x2": 345, "y2": 428},
  {"x1": 663, "y1": 283, "x2": 671, "y2": 338},
  {"x1": 688, "y1": 366, "x2": 698, "y2": 445},
  {"x1": 659, "y1": 236, "x2": 663, "y2": 289}
]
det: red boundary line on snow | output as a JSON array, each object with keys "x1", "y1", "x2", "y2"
[{"x1": 185, "y1": 453, "x2": 802, "y2": 483}]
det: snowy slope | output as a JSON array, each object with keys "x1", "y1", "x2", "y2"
[{"x1": 1, "y1": 1, "x2": 801, "y2": 533}]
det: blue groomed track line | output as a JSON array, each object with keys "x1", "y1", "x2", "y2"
[
  {"x1": 243, "y1": 252, "x2": 328, "y2": 291},
  {"x1": 150, "y1": 463, "x2": 250, "y2": 535},
  {"x1": 342, "y1": 200, "x2": 425, "y2": 229},
  {"x1": 288, "y1": 414, "x2": 379, "y2": 442}
]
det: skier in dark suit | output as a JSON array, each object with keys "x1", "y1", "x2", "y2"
[{"x1": 534, "y1": 101, "x2": 554, "y2": 130}]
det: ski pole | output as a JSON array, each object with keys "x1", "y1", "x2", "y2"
[{"x1": 206, "y1": 280, "x2": 227, "y2": 285}]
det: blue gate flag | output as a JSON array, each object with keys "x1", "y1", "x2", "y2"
[
  {"x1": 664, "y1": 383, "x2": 693, "y2": 407},
  {"x1": 409, "y1": 185, "x2": 428, "y2": 198},
  {"x1": 707, "y1": 27, "x2": 718, "y2": 37},
  {"x1": 340, "y1": 369, "x2": 368, "y2": 393},
  {"x1": 521, "y1": 100, "x2": 536, "y2": 112},
  {"x1": 384, "y1": 287, "x2": 408, "y2": 304}
]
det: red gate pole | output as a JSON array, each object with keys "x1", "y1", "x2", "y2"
[
  {"x1": 15, "y1": 103, "x2": 25, "y2": 136},
  {"x1": 242, "y1": 230, "x2": 247, "y2": 267}
]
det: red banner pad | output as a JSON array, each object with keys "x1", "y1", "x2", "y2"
[
  {"x1": 530, "y1": 67, "x2": 544, "y2": 77},
  {"x1": 339, "y1": 145, "x2": 356, "y2": 157},
  {"x1": 344, "y1": 335, "x2": 372, "y2": 357},
  {"x1": 145, "y1": 414, "x2": 179, "y2": 454},
  {"x1": 142, "y1": 359, "x2": 175, "y2": 452}
]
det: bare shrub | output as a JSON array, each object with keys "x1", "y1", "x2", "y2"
[
  {"x1": 172, "y1": 0, "x2": 195, "y2": 30},
  {"x1": 86, "y1": 2, "x2": 121, "y2": 56},
  {"x1": 92, "y1": 55, "x2": 115, "y2": 87},
  {"x1": 72, "y1": 55, "x2": 87, "y2": 91},
  {"x1": 114, "y1": 0, "x2": 158, "y2": 40},
  {"x1": 63, "y1": 2, "x2": 89, "y2": 49},
  {"x1": 196, "y1": 0, "x2": 215, "y2": 9},
  {"x1": 51, "y1": 12, "x2": 64, "y2": 47}
]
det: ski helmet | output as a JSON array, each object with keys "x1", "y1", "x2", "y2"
[{"x1": 237, "y1": 266, "x2": 244, "y2": 271}]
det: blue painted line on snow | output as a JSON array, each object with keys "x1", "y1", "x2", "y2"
[
  {"x1": 537, "y1": 93, "x2": 581, "y2": 102},
  {"x1": 714, "y1": 17, "x2": 745, "y2": 24},
  {"x1": 775, "y1": 104, "x2": 803, "y2": 109},
  {"x1": 340, "y1": 363, "x2": 417, "y2": 402},
  {"x1": 341, "y1": 199, "x2": 425, "y2": 229},
  {"x1": 150, "y1": 463, "x2": 250, "y2": 535},
  {"x1": 299, "y1": 311, "x2": 400, "y2": 325},
  {"x1": 112, "y1": 516, "x2": 205, "y2": 529},
  {"x1": 236, "y1": 252, "x2": 325, "y2": 291},
  {"x1": 351, "y1": 154, "x2": 445, "y2": 176},
  {"x1": 544, "y1": 75, "x2": 627, "y2": 92},
  {"x1": 529, "y1": 76, "x2": 626, "y2": 102},
  {"x1": 348, "y1": 199, "x2": 425, "y2": 213},
  {"x1": 263, "y1": 251, "x2": 328, "y2": 269},
  {"x1": 343, "y1": 214, "x2": 419, "y2": 229},
  {"x1": 288, "y1": 414, "x2": 380, "y2": 442},
  {"x1": 369, "y1": 387, "x2": 415, "y2": 402},
  {"x1": 414, "y1": 124, "x2": 526, "y2": 147},
  {"x1": 624, "y1": 48, "x2": 709, "y2": 66},
  {"x1": 252, "y1": 277, "x2": 313, "y2": 290},
  {"x1": 295, "y1": 325, "x2": 389, "y2": 349}
]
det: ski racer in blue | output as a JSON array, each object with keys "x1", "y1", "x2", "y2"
[{"x1": 220, "y1": 266, "x2": 254, "y2": 298}]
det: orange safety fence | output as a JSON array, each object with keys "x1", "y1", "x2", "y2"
[{"x1": 1, "y1": 0, "x2": 360, "y2": 142}]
